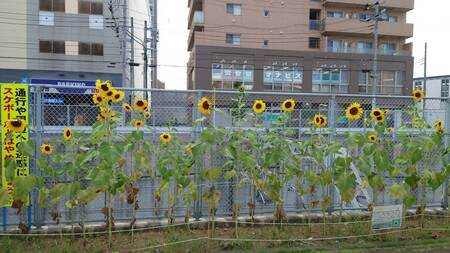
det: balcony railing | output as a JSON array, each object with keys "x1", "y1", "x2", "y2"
[
  {"x1": 309, "y1": 20, "x2": 322, "y2": 30},
  {"x1": 326, "y1": 47, "x2": 411, "y2": 56}
]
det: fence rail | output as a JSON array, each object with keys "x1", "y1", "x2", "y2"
[{"x1": 0, "y1": 84, "x2": 449, "y2": 229}]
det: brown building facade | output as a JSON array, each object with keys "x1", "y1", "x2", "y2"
[{"x1": 187, "y1": 0, "x2": 414, "y2": 95}]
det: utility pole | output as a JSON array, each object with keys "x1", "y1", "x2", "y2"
[
  {"x1": 150, "y1": 0, "x2": 158, "y2": 88},
  {"x1": 144, "y1": 20, "x2": 148, "y2": 90},
  {"x1": 129, "y1": 17, "x2": 135, "y2": 87},
  {"x1": 423, "y1": 42, "x2": 428, "y2": 94},
  {"x1": 363, "y1": 1, "x2": 384, "y2": 109},
  {"x1": 121, "y1": 0, "x2": 128, "y2": 87}
]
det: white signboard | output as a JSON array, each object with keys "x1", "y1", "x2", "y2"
[
  {"x1": 371, "y1": 204, "x2": 403, "y2": 230},
  {"x1": 39, "y1": 11, "x2": 54, "y2": 26}
]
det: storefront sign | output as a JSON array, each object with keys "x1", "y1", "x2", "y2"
[
  {"x1": 31, "y1": 79, "x2": 97, "y2": 94},
  {"x1": 1, "y1": 84, "x2": 29, "y2": 206},
  {"x1": 371, "y1": 204, "x2": 403, "y2": 230}
]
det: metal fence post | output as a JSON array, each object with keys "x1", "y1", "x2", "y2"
[
  {"x1": 327, "y1": 95, "x2": 337, "y2": 215},
  {"x1": 33, "y1": 86, "x2": 44, "y2": 227},
  {"x1": 193, "y1": 91, "x2": 203, "y2": 220},
  {"x1": 443, "y1": 98, "x2": 450, "y2": 209}
]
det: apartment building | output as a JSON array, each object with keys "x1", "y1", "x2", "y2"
[
  {"x1": 187, "y1": 0, "x2": 414, "y2": 95},
  {"x1": 0, "y1": 0, "x2": 149, "y2": 88}
]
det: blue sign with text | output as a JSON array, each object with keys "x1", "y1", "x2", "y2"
[{"x1": 30, "y1": 79, "x2": 97, "y2": 94}]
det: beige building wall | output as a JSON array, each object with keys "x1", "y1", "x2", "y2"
[{"x1": 0, "y1": 0, "x2": 28, "y2": 69}]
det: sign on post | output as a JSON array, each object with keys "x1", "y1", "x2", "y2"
[
  {"x1": 1, "y1": 84, "x2": 29, "y2": 206},
  {"x1": 371, "y1": 204, "x2": 403, "y2": 230}
]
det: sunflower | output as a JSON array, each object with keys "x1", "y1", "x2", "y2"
[
  {"x1": 144, "y1": 111, "x2": 152, "y2": 119},
  {"x1": 104, "y1": 89, "x2": 115, "y2": 101},
  {"x1": 364, "y1": 118, "x2": 370, "y2": 127},
  {"x1": 253, "y1": 100, "x2": 266, "y2": 114},
  {"x1": 100, "y1": 108, "x2": 116, "y2": 119},
  {"x1": 370, "y1": 109, "x2": 385, "y2": 124},
  {"x1": 40, "y1": 144, "x2": 53, "y2": 156},
  {"x1": 345, "y1": 102, "x2": 363, "y2": 120},
  {"x1": 112, "y1": 90, "x2": 125, "y2": 103},
  {"x1": 96, "y1": 114, "x2": 105, "y2": 122},
  {"x1": 185, "y1": 145, "x2": 193, "y2": 153},
  {"x1": 63, "y1": 128, "x2": 73, "y2": 141},
  {"x1": 313, "y1": 114, "x2": 327, "y2": 128},
  {"x1": 122, "y1": 103, "x2": 132, "y2": 112},
  {"x1": 198, "y1": 97, "x2": 211, "y2": 115},
  {"x1": 160, "y1": 133, "x2": 172, "y2": 143},
  {"x1": 95, "y1": 80, "x2": 102, "y2": 90},
  {"x1": 368, "y1": 134, "x2": 377, "y2": 143},
  {"x1": 98, "y1": 81, "x2": 112, "y2": 95},
  {"x1": 412, "y1": 89, "x2": 424, "y2": 102},
  {"x1": 238, "y1": 85, "x2": 245, "y2": 93},
  {"x1": 92, "y1": 94, "x2": 104, "y2": 105},
  {"x1": 6, "y1": 119, "x2": 26, "y2": 133},
  {"x1": 134, "y1": 98, "x2": 148, "y2": 112},
  {"x1": 281, "y1": 98, "x2": 295, "y2": 113},
  {"x1": 134, "y1": 120, "x2": 143, "y2": 129},
  {"x1": 434, "y1": 119, "x2": 444, "y2": 132}
]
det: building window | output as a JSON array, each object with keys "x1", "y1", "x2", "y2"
[
  {"x1": 263, "y1": 40, "x2": 269, "y2": 47},
  {"x1": 79, "y1": 0, "x2": 103, "y2": 15},
  {"x1": 358, "y1": 71, "x2": 404, "y2": 95},
  {"x1": 226, "y1": 34, "x2": 241, "y2": 45},
  {"x1": 211, "y1": 63, "x2": 254, "y2": 90},
  {"x1": 226, "y1": 3, "x2": 241, "y2": 15},
  {"x1": 442, "y1": 79, "x2": 449, "y2": 98},
  {"x1": 312, "y1": 68, "x2": 349, "y2": 93},
  {"x1": 263, "y1": 10, "x2": 270, "y2": 16},
  {"x1": 40, "y1": 40, "x2": 65, "y2": 54},
  {"x1": 39, "y1": 0, "x2": 65, "y2": 12},
  {"x1": 380, "y1": 43, "x2": 396, "y2": 54},
  {"x1": 359, "y1": 13, "x2": 373, "y2": 21},
  {"x1": 79, "y1": 42, "x2": 103, "y2": 56},
  {"x1": 264, "y1": 65, "x2": 303, "y2": 92},
  {"x1": 327, "y1": 11, "x2": 343, "y2": 18},
  {"x1": 309, "y1": 37, "x2": 320, "y2": 49},
  {"x1": 356, "y1": 41, "x2": 373, "y2": 53},
  {"x1": 386, "y1": 16, "x2": 398, "y2": 22}
]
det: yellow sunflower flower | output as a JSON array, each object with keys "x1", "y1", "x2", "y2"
[
  {"x1": 412, "y1": 89, "x2": 424, "y2": 102},
  {"x1": 435, "y1": 119, "x2": 444, "y2": 133},
  {"x1": 122, "y1": 103, "x2": 132, "y2": 112},
  {"x1": 6, "y1": 119, "x2": 26, "y2": 133},
  {"x1": 345, "y1": 102, "x2": 363, "y2": 120},
  {"x1": 63, "y1": 128, "x2": 73, "y2": 141},
  {"x1": 185, "y1": 145, "x2": 193, "y2": 153},
  {"x1": 160, "y1": 133, "x2": 172, "y2": 143},
  {"x1": 40, "y1": 144, "x2": 53, "y2": 156},
  {"x1": 281, "y1": 98, "x2": 295, "y2": 113},
  {"x1": 253, "y1": 100, "x2": 266, "y2": 114},
  {"x1": 198, "y1": 97, "x2": 211, "y2": 115},
  {"x1": 92, "y1": 94, "x2": 105, "y2": 105},
  {"x1": 97, "y1": 81, "x2": 112, "y2": 95},
  {"x1": 134, "y1": 120, "x2": 143, "y2": 129},
  {"x1": 97, "y1": 114, "x2": 105, "y2": 122},
  {"x1": 238, "y1": 85, "x2": 245, "y2": 93},
  {"x1": 368, "y1": 134, "x2": 377, "y2": 143},
  {"x1": 370, "y1": 109, "x2": 385, "y2": 124},
  {"x1": 134, "y1": 98, "x2": 148, "y2": 112},
  {"x1": 104, "y1": 89, "x2": 115, "y2": 101},
  {"x1": 313, "y1": 114, "x2": 327, "y2": 128},
  {"x1": 100, "y1": 108, "x2": 116, "y2": 119},
  {"x1": 112, "y1": 90, "x2": 125, "y2": 103},
  {"x1": 144, "y1": 111, "x2": 152, "y2": 119}
]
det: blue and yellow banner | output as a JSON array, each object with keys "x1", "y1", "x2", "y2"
[{"x1": 1, "y1": 84, "x2": 29, "y2": 206}]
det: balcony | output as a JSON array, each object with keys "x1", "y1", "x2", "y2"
[
  {"x1": 309, "y1": 20, "x2": 322, "y2": 30},
  {"x1": 188, "y1": 0, "x2": 203, "y2": 29},
  {"x1": 323, "y1": 0, "x2": 414, "y2": 11},
  {"x1": 326, "y1": 47, "x2": 411, "y2": 56},
  {"x1": 322, "y1": 17, "x2": 413, "y2": 38},
  {"x1": 188, "y1": 11, "x2": 204, "y2": 29}
]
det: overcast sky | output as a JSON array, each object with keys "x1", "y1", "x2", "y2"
[{"x1": 158, "y1": 0, "x2": 450, "y2": 90}]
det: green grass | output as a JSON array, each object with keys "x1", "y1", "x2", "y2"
[{"x1": 0, "y1": 216, "x2": 448, "y2": 253}]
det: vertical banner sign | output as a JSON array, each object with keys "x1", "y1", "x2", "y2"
[{"x1": 1, "y1": 84, "x2": 29, "y2": 207}]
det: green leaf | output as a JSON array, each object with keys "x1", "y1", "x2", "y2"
[
  {"x1": 403, "y1": 194, "x2": 416, "y2": 209},
  {"x1": 388, "y1": 183, "x2": 408, "y2": 199},
  {"x1": 17, "y1": 140, "x2": 35, "y2": 156},
  {"x1": 224, "y1": 170, "x2": 237, "y2": 180},
  {"x1": 38, "y1": 187, "x2": 49, "y2": 207}
]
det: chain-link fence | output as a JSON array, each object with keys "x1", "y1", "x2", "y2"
[{"x1": 0, "y1": 84, "x2": 449, "y2": 229}]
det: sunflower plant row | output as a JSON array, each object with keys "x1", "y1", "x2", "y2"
[{"x1": 1, "y1": 84, "x2": 449, "y2": 241}]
